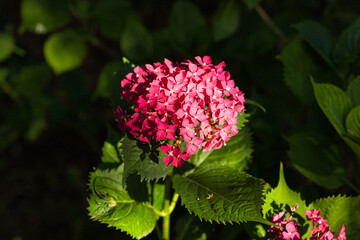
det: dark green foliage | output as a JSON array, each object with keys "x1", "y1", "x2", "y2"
[
  {"x1": 120, "y1": 135, "x2": 173, "y2": 184},
  {"x1": 1, "y1": 0, "x2": 360, "y2": 239}
]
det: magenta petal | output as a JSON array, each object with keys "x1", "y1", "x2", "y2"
[
  {"x1": 194, "y1": 56, "x2": 202, "y2": 64},
  {"x1": 285, "y1": 222, "x2": 297, "y2": 233},
  {"x1": 186, "y1": 143, "x2": 197, "y2": 155},
  {"x1": 171, "y1": 157, "x2": 183, "y2": 167},
  {"x1": 189, "y1": 63, "x2": 197, "y2": 73},
  {"x1": 167, "y1": 131, "x2": 176, "y2": 140},
  {"x1": 181, "y1": 153, "x2": 191, "y2": 161},
  {"x1": 203, "y1": 56, "x2": 212, "y2": 64},
  {"x1": 163, "y1": 155, "x2": 173, "y2": 166},
  {"x1": 161, "y1": 144, "x2": 172, "y2": 153},
  {"x1": 156, "y1": 130, "x2": 166, "y2": 140}
]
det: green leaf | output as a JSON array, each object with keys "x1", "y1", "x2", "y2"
[
  {"x1": 88, "y1": 166, "x2": 156, "y2": 239},
  {"x1": 309, "y1": 195, "x2": 360, "y2": 238},
  {"x1": 126, "y1": 173, "x2": 150, "y2": 203},
  {"x1": 93, "y1": 60, "x2": 122, "y2": 99},
  {"x1": 0, "y1": 33, "x2": 15, "y2": 61},
  {"x1": 20, "y1": 0, "x2": 71, "y2": 33},
  {"x1": 198, "y1": 125, "x2": 253, "y2": 171},
  {"x1": 242, "y1": 0, "x2": 263, "y2": 9},
  {"x1": 109, "y1": 58, "x2": 135, "y2": 110},
  {"x1": 173, "y1": 164, "x2": 268, "y2": 224},
  {"x1": 91, "y1": 0, "x2": 135, "y2": 39},
  {"x1": 262, "y1": 163, "x2": 308, "y2": 223},
  {"x1": 294, "y1": 20, "x2": 334, "y2": 67},
  {"x1": 346, "y1": 76, "x2": 360, "y2": 106},
  {"x1": 312, "y1": 80, "x2": 353, "y2": 135},
  {"x1": 245, "y1": 99, "x2": 266, "y2": 113},
  {"x1": 120, "y1": 16, "x2": 153, "y2": 61},
  {"x1": 333, "y1": 19, "x2": 360, "y2": 65},
  {"x1": 120, "y1": 135, "x2": 172, "y2": 184},
  {"x1": 169, "y1": 0, "x2": 211, "y2": 55},
  {"x1": 263, "y1": 163, "x2": 312, "y2": 238},
  {"x1": 190, "y1": 114, "x2": 251, "y2": 168},
  {"x1": 237, "y1": 112, "x2": 250, "y2": 128},
  {"x1": 212, "y1": 0, "x2": 240, "y2": 42},
  {"x1": 286, "y1": 133, "x2": 346, "y2": 189},
  {"x1": 44, "y1": 30, "x2": 87, "y2": 74},
  {"x1": 101, "y1": 141, "x2": 121, "y2": 164},
  {"x1": 280, "y1": 39, "x2": 317, "y2": 103},
  {"x1": 346, "y1": 106, "x2": 360, "y2": 139}
]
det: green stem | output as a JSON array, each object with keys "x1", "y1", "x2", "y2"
[
  {"x1": 152, "y1": 193, "x2": 179, "y2": 217},
  {"x1": 163, "y1": 177, "x2": 172, "y2": 240}
]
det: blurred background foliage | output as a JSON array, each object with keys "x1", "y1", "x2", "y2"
[{"x1": 0, "y1": 0, "x2": 360, "y2": 239}]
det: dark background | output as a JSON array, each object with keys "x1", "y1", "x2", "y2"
[{"x1": 1, "y1": 0, "x2": 359, "y2": 239}]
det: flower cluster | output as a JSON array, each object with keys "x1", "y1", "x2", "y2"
[
  {"x1": 114, "y1": 56, "x2": 245, "y2": 167},
  {"x1": 268, "y1": 204, "x2": 346, "y2": 240}
]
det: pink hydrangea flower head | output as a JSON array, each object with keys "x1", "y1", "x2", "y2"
[{"x1": 114, "y1": 56, "x2": 245, "y2": 167}]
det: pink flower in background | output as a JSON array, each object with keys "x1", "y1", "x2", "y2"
[
  {"x1": 114, "y1": 56, "x2": 245, "y2": 167},
  {"x1": 267, "y1": 204, "x2": 346, "y2": 240}
]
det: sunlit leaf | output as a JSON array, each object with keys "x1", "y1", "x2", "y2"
[
  {"x1": 173, "y1": 164, "x2": 269, "y2": 224},
  {"x1": 262, "y1": 163, "x2": 310, "y2": 237},
  {"x1": 199, "y1": 125, "x2": 253, "y2": 171},
  {"x1": 44, "y1": 30, "x2": 87, "y2": 74},
  {"x1": 88, "y1": 166, "x2": 156, "y2": 239},
  {"x1": 310, "y1": 195, "x2": 360, "y2": 238},
  {"x1": 101, "y1": 141, "x2": 121, "y2": 164},
  {"x1": 190, "y1": 114, "x2": 251, "y2": 170},
  {"x1": 0, "y1": 33, "x2": 15, "y2": 61},
  {"x1": 212, "y1": 0, "x2": 240, "y2": 42},
  {"x1": 20, "y1": 0, "x2": 71, "y2": 33}
]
